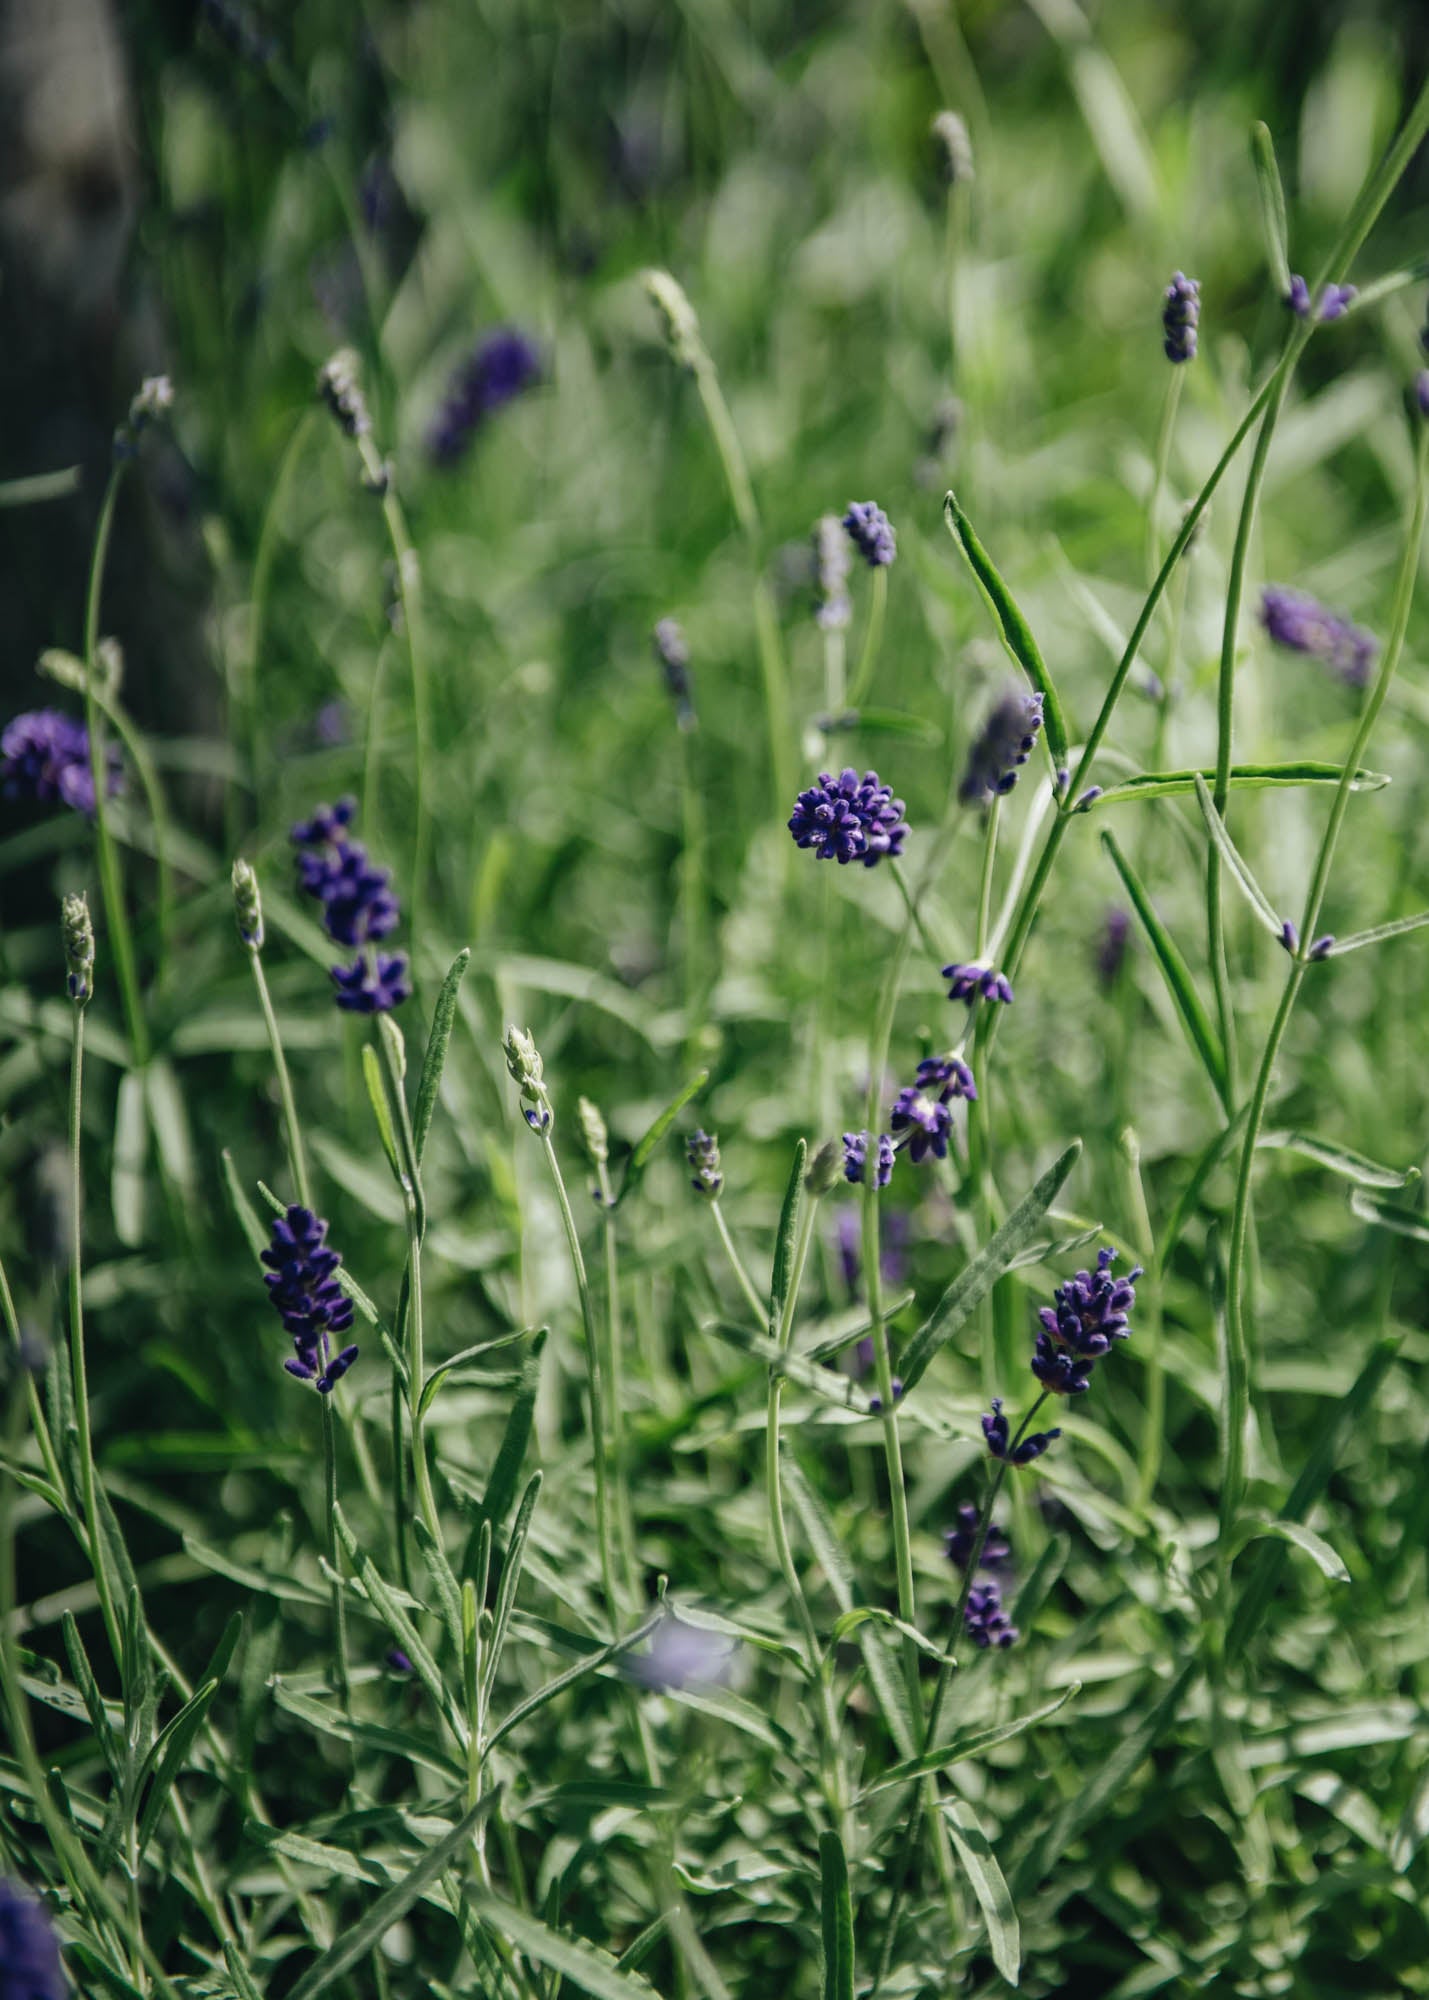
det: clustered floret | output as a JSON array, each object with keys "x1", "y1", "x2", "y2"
[
  {"x1": 428, "y1": 329, "x2": 541, "y2": 465},
  {"x1": 292, "y1": 797, "x2": 410, "y2": 1013},
  {"x1": 813, "y1": 514, "x2": 853, "y2": 630},
  {"x1": 1162, "y1": 272, "x2": 1200, "y2": 363},
  {"x1": 943, "y1": 961, "x2": 1013, "y2": 1006},
  {"x1": 890, "y1": 1087, "x2": 952, "y2": 1164},
  {"x1": 1261, "y1": 585, "x2": 1377, "y2": 688},
  {"x1": 1, "y1": 709, "x2": 121, "y2": 817},
  {"x1": 1031, "y1": 1247, "x2": 1140, "y2": 1397},
  {"x1": 959, "y1": 688, "x2": 1044, "y2": 805},
  {"x1": 842, "y1": 500, "x2": 897, "y2": 568},
  {"x1": 842, "y1": 1131, "x2": 894, "y2": 1189},
  {"x1": 944, "y1": 1501, "x2": 1011, "y2": 1571},
  {"x1": 687, "y1": 1129, "x2": 723, "y2": 1198},
  {"x1": 982, "y1": 1396, "x2": 1061, "y2": 1464},
  {"x1": 964, "y1": 1579, "x2": 1019, "y2": 1650},
  {"x1": 1287, "y1": 276, "x2": 1356, "y2": 323},
  {"x1": 318, "y1": 350, "x2": 371, "y2": 438},
  {"x1": 788, "y1": 768, "x2": 909, "y2": 867},
  {"x1": 261, "y1": 1206, "x2": 358, "y2": 1393}
]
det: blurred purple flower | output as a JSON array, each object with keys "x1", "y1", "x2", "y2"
[
  {"x1": 627, "y1": 1614, "x2": 736, "y2": 1691},
  {"x1": 1, "y1": 710, "x2": 121, "y2": 817},
  {"x1": 428, "y1": 329, "x2": 542, "y2": 466},
  {"x1": 1261, "y1": 586, "x2": 1376, "y2": 688}
]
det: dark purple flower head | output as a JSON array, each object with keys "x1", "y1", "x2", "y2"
[
  {"x1": 262, "y1": 1206, "x2": 358, "y2": 1392},
  {"x1": 915, "y1": 1053, "x2": 977, "y2": 1103},
  {"x1": 687, "y1": 1129, "x2": 723, "y2": 1198},
  {"x1": 1162, "y1": 272, "x2": 1200, "y2": 363},
  {"x1": 960, "y1": 688, "x2": 1044, "y2": 804},
  {"x1": 982, "y1": 1396, "x2": 1062, "y2": 1461},
  {"x1": 653, "y1": 618, "x2": 696, "y2": 731},
  {"x1": 0, "y1": 1878, "x2": 65, "y2": 2000},
  {"x1": 789, "y1": 768, "x2": 909, "y2": 867},
  {"x1": 814, "y1": 514, "x2": 852, "y2": 629},
  {"x1": 843, "y1": 1131, "x2": 894, "y2": 1189},
  {"x1": 1038, "y1": 1246, "x2": 1139, "y2": 1360},
  {"x1": 944, "y1": 1501, "x2": 1011, "y2": 1571},
  {"x1": 1096, "y1": 907, "x2": 1131, "y2": 988},
  {"x1": 428, "y1": 328, "x2": 542, "y2": 466},
  {"x1": 842, "y1": 501, "x2": 897, "y2": 568},
  {"x1": 890, "y1": 1087, "x2": 953, "y2": 1164},
  {"x1": 943, "y1": 961, "x2": 1013, "y2": 1006},
  {"x1": 964, "y1": 1579, "x2": 1018, "y2": 1650},
  {"x1": 1, "y1": 709, "x2": 121, "y2": 817},
  {"x1": 1279, "y1": 919, "x2": 1299, "y2": 955},
  {"x1": 1286, "y1": 274, "x2": 1312, "y2": 319},
  {"x1": 1261, "y1": 586, "x2": 1376, "y2": 688},
  {"x1": 1318, "y1": 283, "x2": 1357, "y2": 322},
  {"x1": 331, "y1": 952, "x2": 411, "y2": 1014}
]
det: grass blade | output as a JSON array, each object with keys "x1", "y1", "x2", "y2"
[
  {"x1": 1232, "y1": 1517, "x2": 1350, "y2": 1584},
  {"x1": 1259, "y1": 1130, "x2": 1418, "y2": 1189},
  {"x1": 1191, "y1": 774, "x2": 1284, "y2": 938},
  {"x1": 414, "y1": 946, "x2": 470, "y2": 1162},
  {"x1": 769, "y1": 1138, "x2": 807, "y2": 1340},
  {"x1": 899, "y1": 1142, "x2": 1082, "y2": 1396},
  {"x1": 136, "y1": 1675, "x2": 220, "y2": 1856},
  {"x1": 614, "y1": 1068, "x2": 710, "y2": 1206},
  {"x1": 467, "y1": 1888, "x2": 659, "y2": 2000},
  {"x1": 1251, "y1": 120, "x2": 1293, "y2": 297},
  {"x1": 819, "y1": 1829, "x2": 855, "y2": 2000},
  {"x1": 941, "y1": 1798, "x2": 1020, "y2": 1986},
  {"x1": 943, "y1": 492, "x2": 1069, "y2": 771},
  {"x1": 466, "y1": 1328, "x2": 546, "y2": 1547},
  {"x1": 1101, "y1": 828, "x2": 1227, "y2": 1106},
  {"x1": 865, "y1": 1685, "x2": 1079, "y2": 1794}
]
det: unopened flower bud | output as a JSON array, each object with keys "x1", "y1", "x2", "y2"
[
  {"x1": 232, "y1": 857, "x2": 264, "y2": 950},
  {"x1": 643, "y1": 269, "x2": 702, "y2": 369},
  {"x1": 687, "y1": 1129, "x2": 723, "y2": 1198},
  {"x1": 318, "y1": 349, "x2": 371, "y2": 437},
  {"x1": 806, "y1": 1137, "x2": 843, "y2": 1196},
  {"x1": 932, "y1": 110, "x2": 974, "y2": 185},
  {"x1": 577, "y1": 1095, "x2": 609, "y2": 1167},
  {"x1": 504, "y1": 1025, "x2": 553, "y2": 1133},
  {"x1": 62, "y1": 893, "x2": 95, "y2": 1005}
]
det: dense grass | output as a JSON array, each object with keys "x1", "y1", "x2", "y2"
[{"x1": 4, "y1": 4, "x2": 1429, "y2": 1995}]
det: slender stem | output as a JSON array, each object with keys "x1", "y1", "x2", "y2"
[
  {"x1": 1145, "y1": 368, "x2": 1183, "y2": 589},
  {"x1": 677, "y1": 727, "x2": 708, "y2": 1044},
  {"x1": 848, "y1": 564, "x2": 888, "y2": 710},
  {"x1": 823, "y1": 621, "x2": 847, "y2": 716},
  {"x1": 889, "y1": 858, "x2": 944, "y2": 966},
  {"x1": 974, "y1": 797, "x2": 1000, "y2": 957},
  {"x1": 245, "y1": 409, "x2": 318, "y2": 822},
  {"x1": 710, "y1": 1199, "x2": 769, "y2": 1325},
  {"x1": 67, "y1": 1004, "x2": 120, "y2": 1669},
  {"x1": 94, "y1": 691, "x2": 175, "y2": 979},
  {"x1": 540, "y1": 1129, "x2": 621, "y2": 1628},
  {"x1": 247, "y1": 948, "x2": 312, "y2": 1208},
  {"x1": 378, "y1": 1033, "x2": 440, "y2": 1545},
  {"x1": 83, "y1": 466, "x2": 149, "y2": 1066},
  {"x1": 1220, "y1": 431, "x2": 1429, "y2": 1547},
  {"x1": 320, "y1": 1394, "x2": 351, "y2": 1705},
  {"x1": 1123, "y1": 1130, "x2": 1164, "y2": 1510},
  {"x1": 594, "y1": 1156, "x2": 638, "y2": 1603}
]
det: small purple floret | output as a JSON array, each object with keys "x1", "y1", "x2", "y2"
[
  {"x1": 1286, "y1": 274, "x2": 1312, "y2": 319},
  {"x1": 944, "y1": 1502, "x2": 1011, "y2": 1571},
  {"x1": 1162, "y1": 272, "x2": 1200, "y2": 363},
  {"x1": 1261, "y1": 586, "x2": 1377, "y2": 688},
  {"x1": 890, "y1": 1087, "x2": 953, "y2": 1164},
  {"x1": 1309, "y1": 934, "x2": 1335, "y2": 961},
  {"x1": 262, "y1": 1206, "x2": 358, "y2": 1392},
  {"x1": 842, "y1": 501, "x2": 897, "y2": 568},
  {"x1": 943, "y1": 962, "x2": 1013, "y2": 1006},
  {"x1": 0, "y1": 1878, "x2": 65, "y2": 2000},
  {"x1": 1279, "y1": 920, "x2": 1299, "y2": 955},
  {"x1": 982, "y1": 1396, "x2": 1061, "y2": 1464},
  {"x1": 789, "y1": 768, "x2": 909, "y2": 867},
  {"x1": 843, "y1": 1131, "x2": 894, "y2": 1189},
  {"x1": 964, "y1": 1579, "x2": 1018, "y2": 1650}
]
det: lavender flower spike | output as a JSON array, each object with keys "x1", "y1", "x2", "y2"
[
  {"x1": 943, "y1": 961, "x2": 1013, "y2": 1006},
  {"x1": 293, "y1": 798, "x2": 409, "y2": 1014},
  {"x1": 687, "y1": 1130, "x2": 723, "y2": 1198},
  {"x1": 964, "y1": 1579, "x2": 1019, "y2": 1650},
  {"x1": 1261, "y1": 586, "x2": 1377, "y2": 688},
  {"x1": 1, "y1": 708, "x2": 121, "y2": 816},
  {"x1": 944, "y1": 1502, "x2": 1010, "y2": 1571},
  {"x1": 1162, "y1": 272, "x2": 1200, "y2": 363},
  {"x1": 1032, "y1": 1247, "x2": 1140, "y2": 1397},
  {"x1": 959, "y1": 687, "x2": 1044, "y2": 805},
  {"x1": 262, "y1": 1206, "x2": 358, "y2": 1393},
  {"x1": 982, "y1": 1396, "x2": 1061, "y2": 1463},
  {"x1": 428, "y1": 328, "x2": 541, "y2": 467},
  {"x1": 842, "y1": 501, "x2": 897, "y2": 568},
  {"x1": 843, "y1": 1131, "x2": 894, "y2": 1189},
  {"x1": 789, "y1": 768, "x2": 909, "y2": 867}
]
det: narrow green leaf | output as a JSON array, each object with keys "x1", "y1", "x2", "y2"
[
  {"x1": 270, "y1": 1684, "x2": 465, "y2": 1783},
  {"x1": 899, "y1": 1142, "x2": 1082, "y2": 1396},
  {"x1": 614, "y1": 1069, "x2": 710, "y2": 1206},
  {"x1": 783, "y1": 1455, "x2": 914, "y2": 1756},
  {"x1": 865, "y1": 1685, "x2": 1079, "y2": 1794},
  {"x1": 818, "y1": 707, "x2": 943, "y2": 746},
  {"x1": 285, "y1": 1801, "x2": 492, "y2": 2000},
  {"x1": 1391, "y1": 1767, "x2": 1429, "y2": 1872},
  {"x1": 1259, "y1": 1130, "x2": 1418, "y2": 1190},
  {"x1": 333, "y1": 1505, "x2": 462, "y2": 1743},
  {"x1": 221, "y1": 1150, "x2": 268, "y2": 1259},
  {"x1": 362, "y1": 1043, "x2": 402, "y2": 1182},
  {"x1": 769, "y1": 1139, "x2": 808, "y2": 1341},
  {"x1": 1349, "y1": 1188, "x2": 1429, "y2": 1242},
  {"x1": 943, "y1": 492, "x2": 1069, "y2": 770},
  {"x1": 466, "y1": 1330, "x2": 546, "y2": 1551},
  {"x1": 828, "y1": 1606, "x2": 952, "y2": 1666},
  {"x1": 1322, "y1": 909, "x2": 1429, "y2": 955},
  {"x1": 1081, "y1": 761, "x2": 1388, "y2": 809},
  {"x1": 819, "y1": 1829, "x2": 855, "y2": 2000},
  {"x1": 1101, "y1": 829, "x2": 1228, "y2": 1105},
  {"x1": 1157, "y1": 1108, "x2": 1249, "y2": 1277},
  {"x1": 418, "y1": 1327, "x2": 539, "y2": 1422},
  {"x1": 486, "y1": 1472, "x2": 542, "y2": 1697},
  {"x1": 62, "y1": 1613, "x2": 121, "y2": 1782},
  {"x1": 223, "y1": 1942, "x2": 266, "y2": 2000},
  {"x1": 942, "y1": 1798, "x2": 1020, "y2": 1986},
  {"x1": 466, "y1": 1888, "x2": 659, "y2": 2000},
  {"x1": 144, "y1": 1059, "x2": 196, "y2": 1198},
  {"x1": 484, "y1": 1610, "x2": 663, "y2": 1761},
  {"x1": 1227, "y1": 1337, "x2": 1398, "y2": 1662},
  {"x1": 415, "y1": 947, "x2": 470, "y2": 1162},
  {"x1": 614, "y1": 1910, "x2": 676, "y2": 1973},
  {"x1": 1232, "y1": 1517, "x2": 1349, "y2": 1584},
  {"x1": 1250, "y1": 120, "x2": 1293, "y2": 297},
  {"x1": 112, "y1": 1068, "x2": 149, "y2": 1248},
  {"x1": 135, "y1": 1676, "x2": 220, "y2": 1855},
  {"x1": 707, "y1": 1319, "x2": 873, "y2": 1413},
  {"x1": 1191, "y1": 775, "x2": 1284, "y2": 939}
]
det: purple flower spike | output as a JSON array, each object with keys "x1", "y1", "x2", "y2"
[
  {"x1": 263, "y1": 1206, "x2": 358, "y2": 1392},
  {"x1": 960, "y1": 688, "x2": 1044, "y2": 805},
  {"x1": 428, "y1": 328, "x2": 542, "y2": 466},
  {"x1": 1038, "y1": 1246, "x2": 1140, "y2": 1358},
  {"x1": 843, "y1": 1131, "x2": 894, "y2": 1189},
  {"x1": 294, "y1": 799, "x2": 409, "y2": 1014},
  {"x1": 1, "y1": 709, "x2": 121, "y2": 817},
  {"x1": 331, "y1": 952, "x2": 411, "y2": 1014},
  {"x1": 842, "y1": 500, "x2": 897, "y2": 567},
  {"x1": 1162, "y1": 272, "x2": 1200, "y2": 363},
  {"x1": 943, "y1": 962, "x2": 1014, "y2": 1006},
  {"x1": 982, "y1": 1396, "x2": 1062, "y2": 1463},
  {"x1": 890, "y1": 1087, "x2": 953, "y2": 1164},
  {"x1": 0, "y1": 1878, "x2": 65, "y2": 2000},
  {"x1": 1286, "y1": 274, "x2": 1312, "y2": 319},
  {"x1": 944, "y1": 1502, "x2": 1011, "y2": 1571},
  {"x1": 789, "y1": 768, "x2": 909, "y2": 867},
  {"x1": 1261, "y1": 586, "x2": 1377, "y2": 688},
  {"x1": 964, "y1": 1579, "x2": 1019, "y2": 1650}
]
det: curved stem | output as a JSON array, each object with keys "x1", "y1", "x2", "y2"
[
  {"x1": 378, "y1": 1032, "x2": 440, "y2": 1547},
  {"x1": 710, "y1": 1199, "x2": 769, "y2": 1325},
  {"x1": 83, "y1": 466, "x2": 149, "y2": 1067},
  {"x1": 1145, "y1": 367, "x2": 1183, "y2": 589},
  {"x1": 594, "y1": 1155, "x2": 637, "y2": 1603},
  {"x1": 67, "y1": 1004, "x2": 120, "y2": 1669},
  {"x1": 247, "y1": 948, "x2": 312, "y2": 1209}
]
